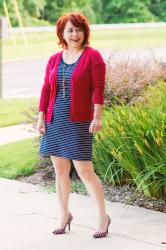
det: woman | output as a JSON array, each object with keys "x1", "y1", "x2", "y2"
[{"x1": 36, "y1": 12, "x2": 111, "y2": 238}]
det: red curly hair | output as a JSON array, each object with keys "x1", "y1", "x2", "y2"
[{"x1": 56, "y1": 12, "x2": 90, "y2": 49}]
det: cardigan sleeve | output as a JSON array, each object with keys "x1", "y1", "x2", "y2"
[
  {"x1": 38, "y1": 55, "x2": 54, "y2": 113},
  {"x1": 91, "y1": 49, "x2": 106, "y2": 105}
]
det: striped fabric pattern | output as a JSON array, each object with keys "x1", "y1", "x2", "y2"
[{"x1": 39, "y1": 55, "x2": 93, "y2": 160}]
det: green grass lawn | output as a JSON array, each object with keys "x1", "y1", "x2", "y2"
[
  {"x1": 91, "y1": 27, "x2": 166, "y2": 49},
  {"x1": 0, "y1": 138, "x2": 38, "y2": 179},
  {"x1": 0, "y1": 134, "x2": 87, "y2": 194},
  {"x1": 0, "y1": 97, "x2": 38, "y2": 127},
  {"x1": 3, "y1": 27, "x2": 166, "y2": 61}
]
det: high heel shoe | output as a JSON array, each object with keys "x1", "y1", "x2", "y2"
[
  {"x1": 93, "y1": 215, "x2": 111, "y2": 238},
  {"x1": 52, "y1": 212, "x2": 73, "y2": 235}
]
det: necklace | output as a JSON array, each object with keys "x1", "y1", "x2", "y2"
[
  {"x1": 62, "y1": 62, "x2": 73, "y2": 99},
  {"x1": 62, "y1": 48, "x2": 84, "y2": 98}
]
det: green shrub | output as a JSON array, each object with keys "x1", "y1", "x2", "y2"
[{"x1": 93, "y1": 81, "x2": 166, "y2": 200}]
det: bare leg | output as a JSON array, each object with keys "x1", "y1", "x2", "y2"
[
  {"x1": 51, "y1": 155, "x2": 71, "y2": 227},
  {"x1": 73, "y1": 160, "x2": 108, "y2": 231}
]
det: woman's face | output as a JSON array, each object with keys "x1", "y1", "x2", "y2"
[{"x1": 63, "y1": 21, "x2": 85, "y2": 49}]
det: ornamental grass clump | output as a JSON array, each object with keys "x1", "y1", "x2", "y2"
[
  {"x1": 105, "y1": 51, "x2": 166, "y2": 106},
  {"x1": 93, "y1": 81, "x2": 166, "y2": 200}
]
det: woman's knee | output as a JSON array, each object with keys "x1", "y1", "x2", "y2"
[
  {"x1": 73, "y1": 160, "x2": 95, "y2": 181},
  {"x1": 51, "y1": 156, "x2": 71, "y2": 177}
]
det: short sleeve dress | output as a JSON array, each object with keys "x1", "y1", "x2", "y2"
[{"x1": 39, "y1": 54, "x2": 94, "y2": 160}]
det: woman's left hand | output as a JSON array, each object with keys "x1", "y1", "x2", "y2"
[{"x1": 89, "y1": 118, "x2": 102, "y2": 133}]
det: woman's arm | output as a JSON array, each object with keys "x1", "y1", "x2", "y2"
[
  {"x1": 93, "y1": 103, "x2": 103, "y2": 119},
  {"x1": 38, "y1": 111, "x2": 45, "y2": 119},
  {"x1": 38, "y1": 55, "x2": 54, "y2": 114},
  {"x1": 89, "y1": 104, "x2": 103, "y2": 133},
  {"x1": 89, "y1": 50, "x2": 106, "y2": 133},
  {"x1": 36, "y1": 111, "x2": 46, "y2": 135},
  {"x1": 36, "y1": 55, "x2": 54, "y2": 135}
]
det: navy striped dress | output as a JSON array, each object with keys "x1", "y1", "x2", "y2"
[{"x1": 39, "y1": 55, "x2": 94, "y2": 160}]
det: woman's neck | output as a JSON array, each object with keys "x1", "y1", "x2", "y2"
[
  {"x1": 65, "y1": 46, "x2": 85, "y2": 54},
  {"x1": 63, "y1": 46, "x2": 85, "y2": 64}
]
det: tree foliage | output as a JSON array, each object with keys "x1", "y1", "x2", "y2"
[
  {"x1": 103, "y1": 0, "x2": 156, "y2": 23},
  {"x1": 0, "y1": 0, "x2": 165, "y2": 26}
]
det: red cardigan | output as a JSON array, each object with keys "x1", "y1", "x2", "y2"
[{"x1": 38, "y1": 46, "x2": 106, "y2": 123}]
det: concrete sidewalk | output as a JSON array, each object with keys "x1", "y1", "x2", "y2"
[
  {"x1": 0, "y1": 177, "x2": 165, "y2": 250},
  {"x1": 0, "y1": 124, "x2": 37, "y2": 145}
]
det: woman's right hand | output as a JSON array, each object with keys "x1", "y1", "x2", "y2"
[{"x1": 36, "y1": 116, "x2": 46, "y2": 135}]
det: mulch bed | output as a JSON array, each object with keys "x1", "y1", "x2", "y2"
[{"x1": 16, "y1": 169, "x2": 166, "y2": 213}]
